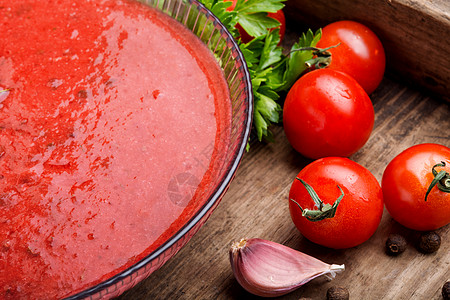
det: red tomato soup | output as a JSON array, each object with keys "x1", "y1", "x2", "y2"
[{"x1": 0, "y1": 0, "x2": 231, "y2": 298}]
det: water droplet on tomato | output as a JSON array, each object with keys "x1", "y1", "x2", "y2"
[
  {"x1": 346, "y1": 174, "x2": 357, "y2": 184},
  {"x1": 335, "y1": 86, "x2": 351, "y2": 99}
]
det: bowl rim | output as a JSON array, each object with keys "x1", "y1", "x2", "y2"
[{"x1": 65, "y1": 0, "x2": 253, "y2": 298}]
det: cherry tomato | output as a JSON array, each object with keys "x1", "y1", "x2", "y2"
[
  {"x1": 226, "y1": 0, "x2": 286, "y2": 43},
  {"x1": 289, "y1": 157, "x2": 384, "y2": 249},
  {"x1": 382, "y1": 143, "x2": 450, "y2": 231},
  {"x1": 316, "y1": 20, "x2": 386, "y2": 95},
  {"x1": 283, "y1": 68, "x2": 374, "y2": 159}
]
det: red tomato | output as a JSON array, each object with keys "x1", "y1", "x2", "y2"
[
  {"x1": 316, "y1": 20, "x2": 386, "y2": 95},
  {"x1": 283, "y1": 68, "x2": 374, "y2": 159},
  {"x1": 382, "y1": 143, "x2": 450, "y2": 231},
  {"x1": 226, "y1": 0, "x2": 286, "y2": 43},
  {"x1": 289, "y1": 157, "x2": 384, "y2": 249}
]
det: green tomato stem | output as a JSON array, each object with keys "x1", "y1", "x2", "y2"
[
  {"x1": 290, "y1": 43, "x2": 340, "y2": 69},
  {"x1": 290, "y1": 177, "x2": 344, "y2": 222},
  {"x1": 425, "y1": 161, "x2": 450, "y2": 201}
]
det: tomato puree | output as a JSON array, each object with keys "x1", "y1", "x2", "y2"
[{"x1": 0, "y1": 0, "x2": 231, "y2": 298}]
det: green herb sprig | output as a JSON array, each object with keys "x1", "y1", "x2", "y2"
[{"x1": 200, "y1": 0, "x2": 321, "y2": 142}]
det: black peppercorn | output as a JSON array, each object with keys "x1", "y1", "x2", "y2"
[
  {"x1": 442, "y1": 281, "x2": 450, "y2": 300},
  {"x1": 418, "y1": 231, "x2": 441, "y2": 254},
  {"x1": 326, "y1": 286, "x2": 349, "y2": 300},
  {"x1": 385, "y1": 234, "x2": 407, "y2": 256}
]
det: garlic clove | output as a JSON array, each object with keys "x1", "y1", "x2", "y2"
[{"x1": 229, "y1": 238, "x2": 345, "y2": 297}]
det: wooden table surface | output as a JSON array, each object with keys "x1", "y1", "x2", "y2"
[{"x1": 116, "y1": 29, "x2": 450, "y2": 300}]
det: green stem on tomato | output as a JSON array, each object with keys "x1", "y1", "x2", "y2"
[
  {"x1": 290, "y1": 177, "x2": 344, "y2": 222},
  {"x1": 425, "y1": 161, "x2": 450, "y2": 201},
  {"x1": 290, "y1": 43, "x2": 340, "y2": 69}
]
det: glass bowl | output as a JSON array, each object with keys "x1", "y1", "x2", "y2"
[{"x1": 66, "y1": 0, "x2": 252, "y2": 299}]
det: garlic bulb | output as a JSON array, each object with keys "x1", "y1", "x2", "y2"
[{"x1": 229, "y1": 238, "x2": 345, "y2": 297}]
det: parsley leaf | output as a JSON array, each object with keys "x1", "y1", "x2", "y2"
[
  {"x1": 234, "y1": 0, "x2": 283, "y2": 38},
  {"x1": 200, "y1": 0, "x2": 238, "y2": 32},
  {"x1": 241, "y1": 30, "x2": 283, "y2": 141},
  {"x1": 234, "y1": 0, "x2": 284, "y2": 13}
]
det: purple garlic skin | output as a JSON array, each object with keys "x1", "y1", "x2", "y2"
[{"x1": 229, "y1": 238, "x2": 345, "y2": 297}]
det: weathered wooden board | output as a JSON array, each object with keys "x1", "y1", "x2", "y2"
[
  {"x1": 284, "y1": 0, "x2": 450, "y2": 101},
  {"x1": 116, "y1": 72, "x2": 450, "y2": 299}
]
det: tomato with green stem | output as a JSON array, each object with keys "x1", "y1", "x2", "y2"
[
  {"x1": 289, "y1": 157, "x2": 384, "y2": 249},
  {"x1": 382, "y1": 143, "x2": 450, "y2": 231},
  {"x1": 316, "y1": 20, "x2": 385, "y2": 95},
  {"x1": 283, "y1": 68, "x2": 374, "y2": 159}
]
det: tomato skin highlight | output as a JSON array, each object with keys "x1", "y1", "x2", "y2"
[
  {"x1": 289, "y1": 157, "x2": 384, "y2": 249},
  {"x1": 316, "y1": 20, "x2": 386, "y2": 95},
  {"x1": 382, "y1": 143, "x2": 450, "y2": 231},
  {"x1": 283, "y1": 68, "x2": 374, "y2": 159}
]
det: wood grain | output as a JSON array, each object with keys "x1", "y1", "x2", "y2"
[
  {"x1": 116, "y1": 74, "x2": 450, "y2": 299},
  {"x1": 284, "y1": 0, "x2": 450, "y2": 101}
]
